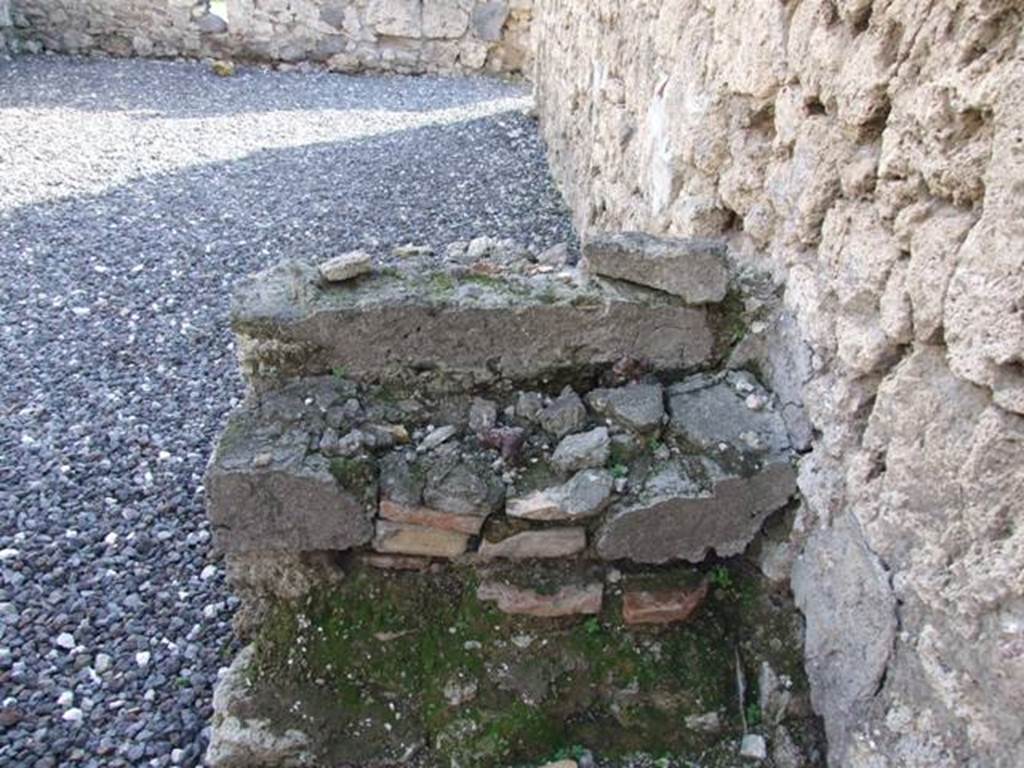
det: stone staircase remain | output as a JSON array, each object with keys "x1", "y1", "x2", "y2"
[{"x1": 203, "y1": 235, "x2": 825, "y2": 767}]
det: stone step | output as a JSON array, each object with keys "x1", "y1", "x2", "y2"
[{"x1": 230, "y1": 256, "x2": 727, "y2": 390}]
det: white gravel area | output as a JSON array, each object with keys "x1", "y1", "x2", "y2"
[{"x1": 0, "y1": 53, "x2": 575, "y2": 768}]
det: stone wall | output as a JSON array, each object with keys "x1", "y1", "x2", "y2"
[
  {"x1": 0, "y1": 0, "x2": 13, "y2": 52},
  {"x1": 532, "y1": 1, "x2": 1024, "y2": 766},
  {"x1": 9, "y1": 0, "x2": 532, "y2": 74}
]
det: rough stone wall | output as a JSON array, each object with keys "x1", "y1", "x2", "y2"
[
  {"x1": 9, "y1": 0, "x2": 532, "y2": 75},
  {"x1": 533, "y1": 1, "x2": 1024, "y2": 766},
  {"x1": 0, "y1": 0, "x2": 14, "y2": 52}
]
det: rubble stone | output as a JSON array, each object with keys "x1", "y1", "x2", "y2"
[
  {"x1": 596, "y1": 462, "x2": 796, "y2": 563},
  {"x1": 319, "y1": 251, "x2": 372, "y2": 283},
  {"x1": 586, "y1": 383, "x2": 665, "y2": 432},
  {"x1": 538, "y1": 387, "x2": 587, "y2": 437},
  {"x1": 423, "y1": 455, "x2": 504, "y2": 517},
  {"x1": 205, "y1": 414, "x2": 373, "y2": 553},
  {"x1": 506, "y1": 469, "x2": 613, "y2": 521},
  {"x1": 550, "y1": 427, "x2": 610, "y2": 474},
  {"x1": 583, "y1": 233, "x2": 729, "y2": 304}
]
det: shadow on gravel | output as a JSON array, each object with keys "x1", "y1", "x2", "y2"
[
  {"x1": 0, "y1": 55, "x2": 527, "y2": 118},
  {"x1": 0, "y1": 91, "x2": 574, "y2": 764}
]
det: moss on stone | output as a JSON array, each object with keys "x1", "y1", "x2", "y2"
[{"x1": 241, "y1": 558, "x2": 820, "y2": 766}]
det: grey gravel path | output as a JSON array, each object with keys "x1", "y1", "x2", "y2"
[{"x1": 0, "y1": 54, "x2": 575, "y2": 767}]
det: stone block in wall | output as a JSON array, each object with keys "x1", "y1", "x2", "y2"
[
  {"x1": 471, "y1": 0, "x2": 508, "y2": 41},
  {"x1": 205, "y1": 404, "x2": 375, "y2": 554},
  {"x1": 365, "y1": 0, "x2": 421, "y2": 38},
  {"x1": 422, "y1": 1, "x2": 469, "y2": 39}
]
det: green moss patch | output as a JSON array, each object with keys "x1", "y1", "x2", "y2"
[{"x1": 242, "y1": 560, "x2": 819, "y2": 767}]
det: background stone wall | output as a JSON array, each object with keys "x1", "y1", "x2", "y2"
[
  {"x1": 0, "y1": 0, "x2": 14, "y2": 52},
  {"x1": 532, "y1": 1, "x2": 1024, "y2": 766},
  {"x1": 8, "y1": 0, "x2": 532, "y2": 74}
]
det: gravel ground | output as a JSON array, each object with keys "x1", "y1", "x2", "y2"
[{"x1": 0, "y1": 53, "x2": 575, "y2": 768}]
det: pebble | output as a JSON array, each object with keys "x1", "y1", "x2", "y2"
[
  {"x1": 135, "y1": 651, "x2": 151, "y2": 668},
  {"x1": 55, "y1": 633, "x2": 75, "y2": 650},
  {"x1": 418, "y1": 424, "x2": 458, "y2": 452},
  {"x1": 740, "y1": 733, "x2": 768, "y2": 760}
]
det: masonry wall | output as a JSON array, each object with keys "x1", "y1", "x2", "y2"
[
  {"x1": 533, "y1": 1, "x2": 1024, "y2": 766},
  {"x1": 8, "y1": 0, "x2": 532, "y2": 75}
]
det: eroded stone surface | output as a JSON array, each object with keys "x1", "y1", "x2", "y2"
[
  {"x1": 206, "y1": 646, "x2": 313, "y2": 767},
  {"x1": 586, "y1": 383, "x2": 665, "y2": 432},
  {"x1": 205, "y1": 413, "x2": 373, "y2": 554},
  {"x1": 597, "y1": 462, "x2": 796, "y2": 564},
  {"x1": 232, "y1": 259, "x2": 717, "y2": 388},
  {"x1": 584, "y1": 232, "x2": 729, "y2": 304}
]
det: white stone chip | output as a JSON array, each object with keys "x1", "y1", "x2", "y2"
[
  {"x1": 319, "y1": 250, "x2": 372, "y2": 282},
  {"x1": 740, "y1": 733, "x2": 767, "y2": 760}
]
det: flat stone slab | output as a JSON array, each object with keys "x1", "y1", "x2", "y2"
[
  {"x1": 205, "y1": 410, "x2": 373, "y2": 554},
  {"x1": 583, "y1": 232, "x2": 729, "y2": 304},
  {"x1": 231, "y1": 259, "x2": 717, "y2": 388},
  {"x1": 596, "y1": 462, "x2": 796, "y2": 563}
]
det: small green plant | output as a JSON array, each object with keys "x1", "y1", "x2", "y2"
[
  {"x1": 610, "y1": 463, "x2": 629, "y2": 479},
  {"x1": 654, "y1": 755, "x2": 672, "y2": 768},
  {"x1": 745, "y1": 701, "x2": 762, "y2": 727},
  {"x1": 429, "y1": 273, "x2": 456, "y2": 293},
  {"x1": 331, "y1": 365, "x2": 347, "y2": 380},
  {"x1": 583, "y1": 617, "x2": 602, "y2": 637},
  {"x1": 710, "y1": 566, "x2": 733, "y2": 590},
  {"x1": 552, "y1": 744, "x2": 587, "y2": 761}
]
